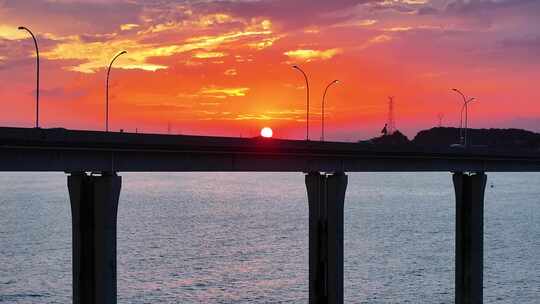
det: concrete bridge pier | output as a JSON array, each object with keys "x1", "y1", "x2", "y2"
[
  {"x1": 453, "y1": 172, "x2": 487, "y2": 304},
  {"x1": 67, "y1": 172, "x2": 122, "y2": 304},
  {"x1": 306, "y1": 172, "x2": 348, "y2": 304}
]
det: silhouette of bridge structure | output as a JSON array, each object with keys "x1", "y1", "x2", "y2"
[{"x1": 2, "y1": 126, "x2": 539, "y2": 304}]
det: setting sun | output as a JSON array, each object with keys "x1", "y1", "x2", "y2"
[{"x1": 260, "y1": 127, "x2": 273, "y2": 138}]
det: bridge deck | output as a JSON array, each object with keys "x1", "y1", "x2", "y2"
[{"x1": 0, "y1": 127, "x2": 539, "y2": 172}]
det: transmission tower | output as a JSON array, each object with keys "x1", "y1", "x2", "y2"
[
  {"x1": 437, "y1": 113, "x2": 444, "y2": 127},
  {"x1": 387, "y1": 96, "x2": 396, "y2": 135}
]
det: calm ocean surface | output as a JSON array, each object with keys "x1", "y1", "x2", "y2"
[{"x1": 0, "y1": 172, "x2": 539, "y2": 303}]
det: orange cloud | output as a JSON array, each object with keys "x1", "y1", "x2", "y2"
[
  {"x1": 332, "y1": 19, "x2": 378, "y2": 28},
  {"x1": 41, "y1": 20, "x2": 276, "y2": 73},
  {"x1": 40, "y1": 29, "x2": 273, "y2": 73},
  {"x1": 224, "y1": 69, "x2": 237, "y2": 76},
  {"x1": 41, "y1": 38, "x2": 167, "y2": 73},
  {"x1": 232, "y1": 109, "x2": 305, "y2": 121},
  {"x1": 284, "y1": 48, "x2": 342, "y2": 61},
  {"x1": 369, "y1": 35, "x2": 392, "y2": 43},
  {"x1": 197, "y1": 13, "x2": 238, "y2": 27},
  {"x1": 356, "y1": 34, "x2": 393, "y2": 50},
  {"x1": 0, "y1": 25, "x2": 28, "y2": 40},
  {"x1": 248, "y1": 36, "x2": 282, "y2": 50},
  {"x1": 120, "y1": 23, "x2": 140, "y2": 31},
  {"x1": 199, "y1": 86, "x2": 250, "y2": 98},
  {"x1": 193, "y1": 51, "x2": 227, "y2": 59}
]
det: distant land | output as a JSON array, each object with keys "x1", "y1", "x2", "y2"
[{"x1": 366, "y1": 127, "x2": 540, "y2": 151}]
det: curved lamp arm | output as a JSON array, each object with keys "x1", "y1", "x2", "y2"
[
  {"x1": 293, "y1": 65, "x2": 310, "y2": 141},
  {"x1": 18, "y1": 26, "x2": 40, "y2": 128},
  {"x1": 106, "y1": 51, "x2": 127, "y2": 132},
  {"x1": 321, "y1": 80, "x2": 340, "y2": 142}
]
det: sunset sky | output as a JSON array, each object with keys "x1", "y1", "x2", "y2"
[{"x1": 1, "y1": 0, "x2": 539, "y2": 141}]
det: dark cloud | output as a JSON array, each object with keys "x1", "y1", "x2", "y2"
[
  {"x1": 189, "y1": 0, "x2": 383, "y2": 30},
  {"x1": 417, "y1": 6, "x2": 439, "y2": 15},
  {"x1": 445, "y1": 0, "x2": 539, "y2": 14},
  {"x1": 0, "y1": 38, "x2": 36, "y2": 70},
  {"x1": 493, "y1": 36, "x2": 540, "y2": 63},
  {"x1": 79, "y1": 33, "x2": 119, "y2": 43},
  {"x1": 38, "y1": 87, "x2": 87, "y2": 100},
  {"x1": 500, "y1": 36, "x2": 540, "y2": 49},
  {"x1": 0, "y1": 34, "x2": 66, "y2": 68},
  {"x1": 412, "y1": 1, "x2": 540, "y2": 36},
  {"x1": 365, "y1": 1, "x2": 417, "y2": 14},
  {"x1": 1, "y1": 0, "x2": 142, "y2": 35},
  {"x1": 0, "y1": 57, "x2": 33, "y2": 71}
]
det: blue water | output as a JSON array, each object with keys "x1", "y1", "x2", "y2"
[{"x1": 0, "y1": 173, "x2": 539, "y2": 303}]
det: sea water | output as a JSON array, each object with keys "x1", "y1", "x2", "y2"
[{"x1": 1, "y1": 172, "x2": 539, "y2": 303}]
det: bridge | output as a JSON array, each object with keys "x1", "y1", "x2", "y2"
[{"x1": 1, "y1": 126, "x2": 539, "y2": 304}]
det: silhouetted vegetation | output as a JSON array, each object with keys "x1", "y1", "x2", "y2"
[
  {"x1": 368, "y1": 130, "x2": 410, "y2": 145},
  {"x1": 365, "y1": 127, "x2": 540, "y2": 151},
  {"x1": 414, "y1": 127, "x2": 540, "y2": 150}
]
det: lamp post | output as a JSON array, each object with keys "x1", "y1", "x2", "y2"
[
  {"x1": 292, "y1": 65, "x2": 310, "y2": 141},
  {"x1": 18, "y1": 26, "x2": 40, "y2": 128},
  {"x1": 321, "y1": 79, "x2": 340, "y2": 142},
  {"x1": 106, "y1": 51, "x2": 127, "y2": 132},
  {"x1": 452, "y1": 88, "x2": 476, "y2": 147}
]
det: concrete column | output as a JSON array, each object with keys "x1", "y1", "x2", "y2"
[
  {"x1": 68, "y1": 172, "x2": 121, "y2": 304},
  {"x1": 306, "y1": 172, "x2": 348, "y2": 304},
  {"x1": 453, "y1": 172, "x2": 487, "y2": 304}
]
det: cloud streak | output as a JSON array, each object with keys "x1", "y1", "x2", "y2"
[
  {"x1": 284, "y1": 48, "x2": 342, "y2": 61},
  {"x1": 199, "y1": 86, "x2": 250, "y2": 98}
]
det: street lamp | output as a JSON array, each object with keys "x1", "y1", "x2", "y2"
[
  {"x1": 18, "y1": 26, "x2": 40, "y2": 128},
  {"x1": 452, "y1": 88, "x2": 476, "y2": 147},
  {"x1": 292, "y1": 65, "x2": 310, "y2": 141},
  {"x1": 106, "y1": 51, "x2": 127, "y2": 132},
  {"x1": 321, "y1": 79, "x2": 340, "y2": 142}
]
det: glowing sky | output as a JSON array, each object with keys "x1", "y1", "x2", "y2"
[{"x1": 1, "y1": 0, "x2": 539, "y2": 141}]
